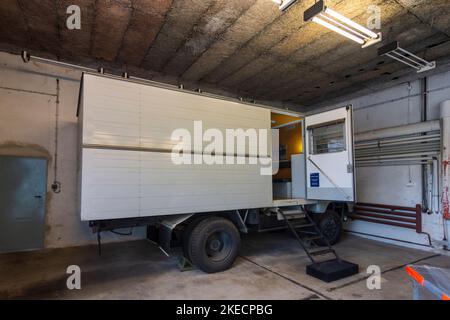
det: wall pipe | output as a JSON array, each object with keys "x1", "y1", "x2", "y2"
[
  {"x1": 432, "y1": 158, "x2": 439, "y2": 214},
  {"x1": 20, "y1": 51, "x2": 300, "y2": 117},
  {"x1": 356, "y1": 145, "x2": 440, "y2": 156},
  {"x1": 357, "y1": 151, "x2": 438, "y2": 161},
  {"x1": 22, "y1": 51, "x2": 97, "y2": 73},
  {"x1": 356, "y1": 162, "x2": 432, "y2": 167},
  {"x1": 355, "y1": 134, "x2": 440, "y2": 148},
  {"x1": 342, "y1": 84, "x2": 450, "y2": 112},
  {"x1": 355, "y1": 120, "x2": 440, "y2": 142},
  {"x1": 421, "y1": 77, "x2": 429, "y2": 215},
  {"x1": 440, "y1": 100, "x2": 450, "y2": 248},
  {"x1": 357, "y1": 157, "x2": 434, "y2": 162}
]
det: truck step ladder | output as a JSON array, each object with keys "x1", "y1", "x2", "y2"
[{"x1": 278, "y1": 208, "x2": 359, "y2": 282}]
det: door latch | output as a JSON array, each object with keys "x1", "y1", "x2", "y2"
[{"x1": 347, "y1": 164, "x2": 353, "y2": 173}]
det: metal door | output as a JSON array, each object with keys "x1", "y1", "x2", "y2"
[
  {"x1": 0, "y1": 156, "x2": 47, "y2": 252},
  {"x1": 305, "y1": 106, "x2": 355, "y2": 201}
]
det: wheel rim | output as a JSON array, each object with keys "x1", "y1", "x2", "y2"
[{"x1": 205, "y1": 230, "x2": 232, "y2": 262}]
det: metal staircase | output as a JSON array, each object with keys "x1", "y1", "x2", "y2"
[{"x1": 278, "y1": 207, "x2": 358, "y2": 282}]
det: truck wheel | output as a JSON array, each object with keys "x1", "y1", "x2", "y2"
[
  {"x1": 188, "y1": 217, "x2": 241, "y2": 273},
  {"x1": 314, "y1": 211, "x2": 342, "y2": 246},
  {"x1": 182, "y1": 217, "x2": 203, "y2": 262}
]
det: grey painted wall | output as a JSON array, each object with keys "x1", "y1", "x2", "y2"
[{"x1": 0, "y1": 52, "x2": 145, "y2": 249}]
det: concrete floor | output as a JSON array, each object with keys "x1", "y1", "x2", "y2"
[{"x1": 0, "y1": 232, "x2": 447, "y2": 300}]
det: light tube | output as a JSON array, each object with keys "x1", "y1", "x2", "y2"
[
  {"x1": 318, "y1": 13, "x2": 368, "y2": 40},
  {"x1": 389, "y1": 52, "x2": 424, "y2": 69},
  {"x1": 390, "y1": 51, "x2": 423, "y2": 68},
  {"x1": 397, "y1": 47, "x2": 430, "y2": 65},
  {"x1": 312, "y1": 16, "x2": 365, "y2": 45},
  {"x1": 324, "y1": 7, "x2": 379, "y2": 39},
  {"x1": 386, "y1": 53, "x2": 421, "y2": 70}
]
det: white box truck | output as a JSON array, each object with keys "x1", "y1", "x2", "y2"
[{"x1": 77, "y1": 73, "x2": 355, "y2": 273}]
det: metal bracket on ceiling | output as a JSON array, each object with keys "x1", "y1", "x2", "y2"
[{"x1": 378, "y1": 41, "x2": 436, "y2": 73}]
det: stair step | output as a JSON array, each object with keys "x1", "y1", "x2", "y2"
[
  {"x1": 294, "y1": 223, "x2": 315, "y2": 228},
  {"x1": 310, "y1": 248, "x2": 335, "y2": 256},
  {"x1": 282, "y1": 209, "x2": 304, "y2": 215},
  {"x1": 257, "y1": 222, "x2": 313, "y2": 233},
  {"x1": 302, "y1": 235, "x2": 322, "y2": 241},
  {"x1": 296, "y1": 230, "x2": 318, "y2": 235},
  {"x1": 257, "y1": 225, "x2": 286, "y2": 232}
]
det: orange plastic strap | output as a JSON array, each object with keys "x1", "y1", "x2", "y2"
[{"x1": 406, "y1": 265, "x2": 425, "y2": 285}]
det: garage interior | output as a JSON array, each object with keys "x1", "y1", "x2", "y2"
[{"x1": 1, "y1": 0, "x2": 450, "y2": 300}]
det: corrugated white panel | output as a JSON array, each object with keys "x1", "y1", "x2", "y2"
[
  {"x1": 81, "y1": 74, "x2": 271, "y2": 156},
  {"x1": 82, "y1": 75, "x2": 140, "y2": 147},
  {"x1": 80, "y1": 148, "x2": 140, "y2": 220},
  {"x1": 80, "y1": 148, "x2": 272, "y2": 220}
]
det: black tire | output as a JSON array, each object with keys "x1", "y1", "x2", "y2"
[
  {"x1": 188, "y1": 217, "x2": 241, "y2": 273},
  {"x1": 313, "y1": 210, "x2": 342, "y2": 246},
  {"x1": 182, "y1": 217, "x2": 203, "y2": 262}
]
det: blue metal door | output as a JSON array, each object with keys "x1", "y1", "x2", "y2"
[{"x1": 0, "y1": 156, "x2": 47, "y2": 252}]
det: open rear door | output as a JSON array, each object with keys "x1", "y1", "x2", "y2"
[{"x1": 305, "y1": 106, "x2": 355, "y2": 201}]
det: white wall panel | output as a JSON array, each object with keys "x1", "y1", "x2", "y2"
[
  {"x1": 80, "y1": 148, "x2": 272, "y2": 220},
  {"x1": 79, "y1": 74, "x2": 274, "y2": 220},
  {"x1": 82, "y1": 75, "x2": 140, "y2": 147},
  {"x1": 81, "y1": 74, "x2": 271, "y2": 156},
  {"x1": 80, "y1": 149, "x2": 140, "y2": 220}
]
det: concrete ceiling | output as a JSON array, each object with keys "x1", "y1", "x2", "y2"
[{"x1": 1, "y1": 0, "x2": 450, "y2": 111}]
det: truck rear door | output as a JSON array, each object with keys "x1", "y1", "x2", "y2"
[{"x1": 305, "y1": 106, "x2": 355, "y2": 202}]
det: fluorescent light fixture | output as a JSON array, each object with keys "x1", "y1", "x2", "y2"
[
  {"x1": 312, "y1": 16, "x2": 364, "y2": 45},
  {"x1": 324, "y1": 7, "x2": 378, "y2": 39},
  {"x1": 378, "y1": 41, "x2": 436, "y2": 73},
  {"x1": 279, "y1": 0, "x2": 297, "y2": 11},
  {"x1": 304, "y1": 0, "x2": 381, "y2": 48}
]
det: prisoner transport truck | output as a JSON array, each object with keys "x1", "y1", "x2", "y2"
[{"x1": 77, "y1": 72, "x2": 356, "y2": 275}]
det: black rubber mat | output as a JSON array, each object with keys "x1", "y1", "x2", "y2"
[{"x1": 306, "y1": 259, "x2": 359, "y2": 282}]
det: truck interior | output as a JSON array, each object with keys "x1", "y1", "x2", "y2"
[{"x1": 271, "y1": 111, "x2": 306, "y2": 202}]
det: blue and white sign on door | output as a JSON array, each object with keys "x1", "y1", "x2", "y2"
[{"x1": 310, "y1": 173, "x2": 320, "y2": 187}]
